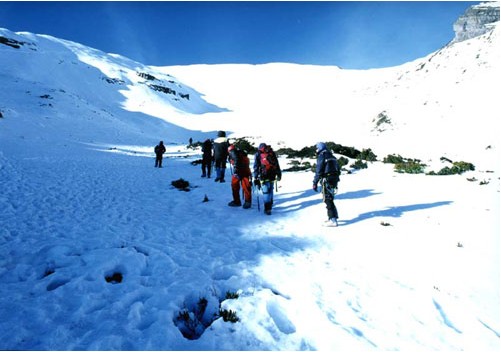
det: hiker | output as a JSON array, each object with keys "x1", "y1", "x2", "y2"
[
  {"x1": 154, "y1": 140, "x2": 166, "y2": 168},
  {"x1": 201, "y1": 138, "x2": 213, "y2": 178},
  {"x1": 312, "y1": 142, "x2": 340, "y2": 227},
  {"x1": 253, "y1": 143, "x2": 282, "y2": 215},
  {"x1": 227, "y1": 144, "x2": 252, "y2": 209},
  {"x1": 213, "y1": 131, "x2": 229, "y2": 182}
]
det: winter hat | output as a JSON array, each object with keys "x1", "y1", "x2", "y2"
[
  {"x1": 316, "y1": 142, "x2": 326, "y2": 152},
  {"x1": 258, "y1": 143, "x2": 267, "y2": 151},
  {"x1": 217, "y1": 130, "x2": 226, "y2": 137},
  {"x1": 228, "y1": 144, "x2": 235, "y2": 152}
]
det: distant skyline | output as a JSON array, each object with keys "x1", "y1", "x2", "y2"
[{"x1": 0, "y1": 1, "x2": 479, "y2": 69}]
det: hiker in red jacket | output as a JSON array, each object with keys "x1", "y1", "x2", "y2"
[
  {"x1": 253, "y1": 143, "x2": 281, "y2": 215},
  {"x1": 227, "y1": 144, "x2": 252, "y2": 209}
]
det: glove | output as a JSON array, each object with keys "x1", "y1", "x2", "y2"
[
  {"x1": 254, "y1": 179, "x2": 261, "y2": 189},
  {"x1": 312, "y1": 183, "x2": 318, "y2": 192}
]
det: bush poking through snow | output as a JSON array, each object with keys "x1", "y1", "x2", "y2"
[
  {"x1": 174, "y1": 290, "x2": 240, "y2": 340},
  {"x1": 394, "y1": 160, "x2": 426, "y2": 174},
  {"x1": 219, "y1": 308, "x2": 239, "y2": 323},
  {"x1": 105, "y1": 272, "x2": 123, "y2": 284},
  {"x1": 359, "y1": 148, "x2": 378, "y2": 161},
  {"x1": 232, "y1": 137, "x2": 256, "y2": 155},
  {"x1": 427, "y1": 161, "x2": 475, "y2": 175},
  {"x1": 171, "y1": 178, "x2": 190, "y2": 191},
  {"x1": 351, "y1": 159, "x2": 368, "y2": 170},
  {"x1": 225, "y1": 290, "x2": 240, "y2": 299},
  {"x1": 283, "y1": 160, "x2": 311, "y2": 172},
  {"x1": 384, "y1": 154, "x2": 426, "y2": 174}
]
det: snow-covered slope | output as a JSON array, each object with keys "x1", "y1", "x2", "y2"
[
  {"x1": 0, "y1": 28, "x2": 226, "y2": 155},
  {"x1": 2, "y1": 17, "x2": 499, "y2": 165},
  {"x1": 0, "y1": 8, "x2": 499, "y2": 351},
  {"x1": 163, "y1": 22, "x2": 500, "y2": 165}
]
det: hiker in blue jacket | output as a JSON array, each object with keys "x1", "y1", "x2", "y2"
[
  {"x1": 253, "y1": 143, "x2": 281, "y2": 215},
  {"x1": 313, "y1": 142, "x2": 340, "y2": 226}
]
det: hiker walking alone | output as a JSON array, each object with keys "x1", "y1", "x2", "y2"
[
  {"x1": 227, "y1": 144, "x2": 252, "y2": 209},
  {"x1": 201, "y1": 138, "x2": 213, "y2": 178},
  {"x1": 154, "y1": 140, "x2": 166, "y2": 168},
  {"x1": 253, "y1": 143, "x2": 281, "y2": 215},
  {"x1": 213, "y1": 131, "x2": 229, "y2": 182},
  {"x1": 312, "y1": 142, "x2": 340, "y2": 227}
]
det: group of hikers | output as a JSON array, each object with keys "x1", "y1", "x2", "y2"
[{"x1": 154, "y1": 131, "x2": 340, "y2": 225}]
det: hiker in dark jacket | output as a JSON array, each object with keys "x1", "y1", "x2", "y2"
[
  {"x1": 313, "y1": 142, "x2": 340, "y2": 226},
  {"x1": 201, "y1": 139, "x2": 213, "y2": 178},
  {"x1": 228, "y1": 144, "x2": 252, "y2": 209},
  {"x1": 154, "y1": 140, "x2": 166, "y2": 168},
  {"x1": 253, "y1": 143, "x2": 281, "y2": 215},
  {"x1": 213, "y1": 131, "x2": 229, "y2": 182}
]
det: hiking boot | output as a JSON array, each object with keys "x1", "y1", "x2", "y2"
[
  {"x1": 214, "y1": 177, "x2": 220, "y2": 182},
  {"x1": 327, "y1": 218, "x2": 338, "y2": 227},
  {"x1": 242, "y1": 201, "x2": 251, "y2": 209},
  {"x1": 228, "y1": 201, "x2": 242, "y2": 207},
  {"x1": 219, "y1": 179, "x2": 226, "y2": 183},
  {"x1": 264, "y1": 209, "x2": 272, "y2": 215}
]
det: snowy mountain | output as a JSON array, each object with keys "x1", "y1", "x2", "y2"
[
  {"x1": 0, "y1": 3, "x2": 500, "y2": 351},
  {"x1": 1, "y1": 4, "x2": 500, "y2": 164}
]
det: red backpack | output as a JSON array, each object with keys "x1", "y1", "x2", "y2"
[{"x1": 258, "y1": 145, "x2": 279, "y2": 180}]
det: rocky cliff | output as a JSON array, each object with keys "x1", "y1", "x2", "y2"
[{"x1": 452, "y1": 1, "x2": 500, "y2": 43}]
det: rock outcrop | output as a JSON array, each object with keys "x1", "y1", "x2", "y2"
[{"x1": 452, "y1": 1, "x2": 500, "y2": 43}]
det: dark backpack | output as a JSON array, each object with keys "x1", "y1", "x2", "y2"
[
  {"x1": 258, "y1": 145, "x2": 279, "y2": 180},
  {"x1": 231, "y1": 149, "x2": 251, "y2": 177},
  {"x1": 155, "y1": 144, "x2": 165, "y2": 155},
  {"x1": 324, "y1": 153, "x2": 340, "y2": 185}
]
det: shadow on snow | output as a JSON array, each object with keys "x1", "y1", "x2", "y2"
[{"x1": 340, "y1": 201, "x2": 453, "y2": 226}]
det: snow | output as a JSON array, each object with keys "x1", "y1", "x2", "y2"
[{"x1": 0, "y1": 19, "x2": 500, "y2": 351}]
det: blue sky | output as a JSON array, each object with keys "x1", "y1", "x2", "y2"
[{"x1": 0, "y1": 1, "x2": 478, "y2": 69}]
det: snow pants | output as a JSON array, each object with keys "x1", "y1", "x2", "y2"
[
  {"x1": 231, "y1": 175, "x2": 252, "y2": 204},
  {"x1": 261, "y1": 181, "x2": 275, "y2": 211},
  {"x1": 155, "y1": 154, "x2": 163, "y2": 167},
  {"x1": 201, "y1": 156, "x2": 212, "y2": 177},
  {"x1": 214, "y1": 158, "x2": 227, "y2": 181},
  {"x1": 322, "y1": 177, "x2": 338, "y2": 220}
]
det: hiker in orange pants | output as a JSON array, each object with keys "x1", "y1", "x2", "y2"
[{"x1": 227, "y1": 144, "x2": 252, "y2": 209}]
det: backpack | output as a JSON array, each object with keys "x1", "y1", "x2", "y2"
[
  {"x1": 155, "y1": 144, "x2": 164, "y2": 155},
  {"x1": 258, "y1": 145, "x2": 279, "y2": 180},
  {"x1": 232, "y1": 149, "x2": 251, "y2": 177},
  {"x1": 202, "y1": 140, "x2": 212, "y2": 156},
  {"x1": 324, "y1": 152, "x2": 340, "y2": 185}
]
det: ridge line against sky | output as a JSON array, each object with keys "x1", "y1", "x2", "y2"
[{"x1": 0, "y1": 1, "x2": 480, "y2": 69}]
